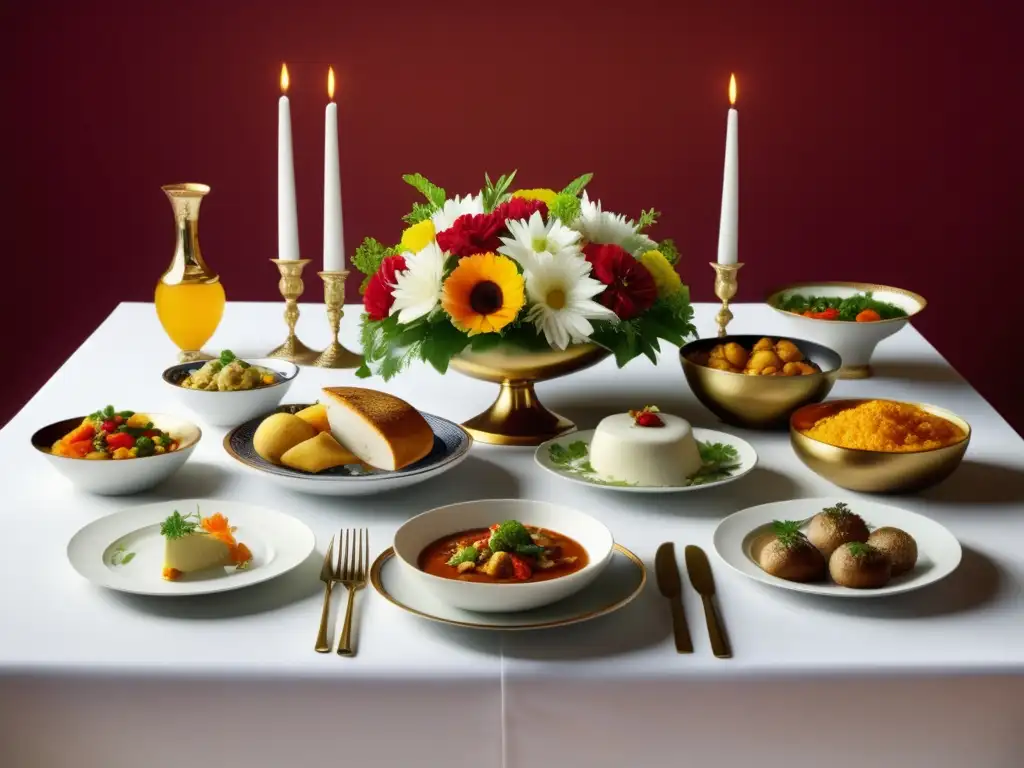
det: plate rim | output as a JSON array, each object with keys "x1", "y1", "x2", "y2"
[
  {"x1": 370, "y1": 543, "x2": 647, "y2": 630},
  {"x1": 711, "y1": 497, "x2": 963, "y2": 598},
  {"x1": 66, "y1": 498, "x2": 317, "y2": 596},
  {"x1": 533, "y1": 427, "x2": 758, "y2": 493},
  {"x1": 222, "y1": 406, "x2": 473, "y2": 483}
]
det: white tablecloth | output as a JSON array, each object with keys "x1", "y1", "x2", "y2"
[{"x1": 2, "y1": 302, "x2": 1023, "y2": 768}]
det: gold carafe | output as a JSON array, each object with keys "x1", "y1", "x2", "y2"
[{"x1": 154, "y1": 183, "x2": 226, "y2": 362}]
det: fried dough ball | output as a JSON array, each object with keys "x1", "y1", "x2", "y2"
[
  {"x1": 708, "y1": 344, "x2": 726, "y2": 359},
  {"x1": 775, "y1": 339, "x2": 804, "y2": 363},
  {"x1": 783, "y1": 361, "x2": 817, "y2": 377},
  {"x1": 753, "y1": 337, "x2": 775, "y2": 352},
  {"x1": 707, "y1": 357, "x2": 735, "y2": 372},
  {"x1": 761, "y1": 366, "x2": 778, "y2": 375},
  {"x1": 746, "y1": 349, "x2": 783, "y2": 373},
  {"x1": 723, "y1": 342, "x2": 749, "y2": 369}
]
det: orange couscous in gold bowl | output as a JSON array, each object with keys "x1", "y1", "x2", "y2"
[{"x1": 790, "y1": 399, "x2": 970, "y2": 493}]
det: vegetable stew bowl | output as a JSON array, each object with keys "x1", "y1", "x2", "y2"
[
  {"x1": 393, "y1": 499, "x2": 615, "y2": 613},
  {"x1": 31, "y1": 413, "x2": 201, "y2": 496},
  {"x1": 162, "y1": 357, "x2": 299, "y2": 427},
  {"x1": 766, "y1": 282, "x2": 926, "y2": 379},
  {"x1": 680, "y1": 335, "x2": 841, "y2": 429}
]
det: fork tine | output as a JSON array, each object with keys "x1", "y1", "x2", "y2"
[
  {"x1": 340, "y1": 528, "x2": 350, "y2": 580},
  {"x1": 362, "y1": 529, "x2": 369, "y2": 579},
  {"x1": 356, "y1": 529, "x2": 364, "y2": 579}
]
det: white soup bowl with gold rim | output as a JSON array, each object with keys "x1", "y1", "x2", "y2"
[
  {"x1": 766, "y1": 282, "x2": 926, "y2": 378},
  {"x1": 393, "y1": 499, "x2": 615, "y2": 613}
]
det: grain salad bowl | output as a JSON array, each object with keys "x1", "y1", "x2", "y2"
[
  {"x1": 790, "y1": 399, "x2": 970, "y2": 493},
  {"x1": 162, "y1": 357, "x2": 299, "y2": 427}
]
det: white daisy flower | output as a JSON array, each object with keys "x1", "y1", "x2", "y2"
[
  {"x1": 522, "y1": 251, "x2": 617, "y2": 350},
  {"x1": 573, "y1": 192, "x2": 656, "y2": 255},
  {"x1": 389, "y1": 241, "x2": 448, "y2": 324},
  {"x1": 498, "y1": 211, "x2": 581, "y2": 272},
  {"x1": 432, "y1": 193, "x2": 484, "y2": 232}
]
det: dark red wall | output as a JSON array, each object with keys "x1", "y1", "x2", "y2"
[{"x1": 4, "y1": 1, "x2": 1022, "y2": 432}]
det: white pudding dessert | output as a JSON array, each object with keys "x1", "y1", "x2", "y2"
[{"x1": 588, "y1": 409, "x2": 702, "y2": 486}]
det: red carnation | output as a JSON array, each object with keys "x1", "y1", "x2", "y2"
[
  {"x1": 495, "y1": 198, "x2": 548, "y2": 224},
  {"x1": 363, "y1": 254, "x2": 407, "y2": 321},
  {"x1": 584, "y1": 243, "x2": 658, "y2": 320},
  {"x1": 436, "y1": 212, "x2": 506, "y2": 258}
]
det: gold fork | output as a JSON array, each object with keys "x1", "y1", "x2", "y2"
[
  {"x1": 336, "y1": 528, "x2": 369, "y2": 657},
  {"x1": 314, "y1": 535, "x2": 336, "y2": 653}
]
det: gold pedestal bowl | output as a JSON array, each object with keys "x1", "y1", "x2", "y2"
[
  {"x1": 680, "y1": 335, "x2": 842, "y2": 429},
  {"x1": 790, "y1": 399, "x2": 971, "y2": 493},
  {"x1": 449, "y1": 343, "x2": 610, "y2": 446}
]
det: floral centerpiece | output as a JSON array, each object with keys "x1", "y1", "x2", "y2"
[{"x1": 352, "y1": 171, "x2": 696, "y2": 380}]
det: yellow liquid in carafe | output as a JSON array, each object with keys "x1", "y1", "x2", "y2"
[{"x1": 154, "y1": 280, "x2": 226, "y2": 352}]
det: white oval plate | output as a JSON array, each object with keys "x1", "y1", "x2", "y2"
[
  {"x1": 67, "y1": 499, "x2": 316, "y2": 596},
  {"x1": 713, "y1": 497, "x2": 962, "y2": 597},
  {"x1": 371, "y1": 544, "x2": 646, "y2": 630},
  {"x1": 535, "y1": 428, "x2": 757, "y2": 493}
]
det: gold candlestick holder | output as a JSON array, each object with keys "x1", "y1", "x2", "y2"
[
  {"x1": 267, "y1": 258, "x2": 318, "y2": 363},
  {"x1": 313, "y1": 270, "x2": 363, "y2": 368},
  {"x1": 710, "y1": 262, "x2": 744, "y2": 337}
]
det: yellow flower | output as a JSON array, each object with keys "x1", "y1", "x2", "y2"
[
  {"x1": 511, "y1": 188, "x2": 557, "y2": 206},
  {"x1": 640, "y1": 250, "x2": 682, "y2": 297},
  {"x1": 400, "y1": 219, "x2": 436, "y2": 254},
  {"x1": 442, "y1": 253, "x2": 525, "y2": 335}
]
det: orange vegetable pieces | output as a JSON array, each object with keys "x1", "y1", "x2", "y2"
[{"x1": 855, "y1": 309, "x2": 882, "y2": 322}]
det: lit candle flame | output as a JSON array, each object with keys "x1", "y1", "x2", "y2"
[
  {"x1": 729, "y1": 73, "x2": 737, "y2": 106},
  {"x1": 327, "y1": 66, "x2": 335, "y2": 101},
  {"x1": 280, "y1": 63, "x2": 290, "y2": 94}
]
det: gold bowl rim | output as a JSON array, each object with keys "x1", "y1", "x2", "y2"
[
  {"x1": 679, "y1": 334, "x2": 843, "y2": 378},
  {"x1": 790, "y1": 398, "x2": 971, "y2": 455},
  {"x1": 766, "y1": 281, "x2": 928, "y2": 325}
]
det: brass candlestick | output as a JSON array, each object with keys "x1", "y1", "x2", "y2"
[
  {"x1": 710, "y1": 262, "x2": 744, "y2": 337},
  {"x1": 267, "y1": 258, "x2": 318, "y2": 363},
  {"x1": 313, "y1": 270, "x2": 363, "y2": 368}
]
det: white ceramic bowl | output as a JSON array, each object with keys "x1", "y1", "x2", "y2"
[
  {"x1": 31, "y1": 413, "x2": 201, "y2": 496},
  {"x1": 162, "y1": 358, "x2": 299, "y2": 427},
  {"x1": 766, "y1": 282, "x2": 926, "y2": 378},
  {"x1": 393, "y1": 499, "x2": 615, "y2": 613}
]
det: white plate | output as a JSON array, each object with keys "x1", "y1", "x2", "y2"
[
  {"x1": 535, "y1": 428, "x2": 757, "y2": 493},
  {"x1": 67, "y1": 499, "x2": 316, "y2": 596},
  {"x1": 713, "y1": 497, "x2": 962, "y2": 597},
  {"x1": 371, "y1": 544, "x2": 646, "y2": 630}
]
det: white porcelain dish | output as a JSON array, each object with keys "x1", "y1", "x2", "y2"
[
  {"x1": 766, "y1": 282, "x2": 926, "y2": 377},
  {"x1": 392, "y1": 499, "x2": 615, "y2": 613},
  {"x1": 713, "y1": 497, "x2": 962, "y2": 598},
  {"x1": 372, "y1": 543, "x2": 645, "y2": 630},
  {"x1": 535, "y1": 428, "x2": 757, "y2": 493},
  {"x1": 162, "y1": 357, "x2": 299, "y2": 427},
  {"x1": 31, "y1": 413, "x2": 201, "y2": 496},
  {"x1": 67, "y1": 498, "x2": 316, "y2": 596}
]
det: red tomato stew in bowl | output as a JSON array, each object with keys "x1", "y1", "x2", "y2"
[{"x1": 418, "y1": 520, "x2": 589, "y2": 583}]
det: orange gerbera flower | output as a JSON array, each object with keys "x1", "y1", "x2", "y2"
[
  {"x1": 201, "y1": 513, "x2": 237, "y2": 547},
  {"x1": 441, "y1": 252, "x2": 524, "y2": 335}
]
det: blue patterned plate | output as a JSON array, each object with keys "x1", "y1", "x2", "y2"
[{"x1": 223, "y1": 404, "x2": 473, "y2": 496}]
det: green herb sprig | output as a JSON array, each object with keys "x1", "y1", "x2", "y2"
[
  {"x1": 771, "y1": 520, "x2": 807, "y2": 549},
  {"x1": 822, "y1": 501, "x2": 852, "y2": 518},
  {"x1": 160, "y1": 509, "x2": 199, "y2": 539}
]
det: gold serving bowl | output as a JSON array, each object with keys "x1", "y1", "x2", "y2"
[
  {"x1": 680, "y1": 335, "x2": 842, "y2": 429},
  {"x1": 790, "y1": 399, "x2": 971, "y2": 493}
]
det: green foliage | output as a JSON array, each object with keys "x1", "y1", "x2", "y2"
[
  {"x1": 446, "y1": 545, "x2": 479, "y2": 567},
  {"x1": 773, "y1": 292, "x2": 907, "y2": 321},
  {"x1": 488, "y1": 520, "x2": 534, "y2": 553},
  {"x1": 356, "y1": 314, "x2": 471, "y2": 380},
  {"x1": 402, "y1": 173, "x2": 446, "y2": 209},
  {"x1": 822, "y1": 501, "x2": 853, "y2": 518},
  {"x1": 110, "y1": 543, "x2": 136, "y2": 566},
  {"x1": 548, "y1": 440, "x2": 588, "y2": 466},
  {"x1": 402, "y1": 202, "x2": 436, "y2": 226},
  {"x1": 560, "y1": 172, "x2": 594, "y2": 197},
  {"x1": 636, "y1": 208, "x2": 660, "y2": 232},
  {"x1": 658, "y1": 238, "x2": 680, "y2": 265},
  {"x1": 771, "y1": 520, "x2": 808, "y2": 549},
  {"x1": 351, "y1": 237, "x2": 400, "y2": 294},
  {"x1": 588, "y1": 289, "x2": 696, "y2": 369},
  {"x1": 160, "y1": 509, "x2": 198, "y2": 540},
  {"x1": 844, "y1": 541, "x2": 876, "y2": 558},
  {"x1": 687, "y1": 441, "x2": 742, "y2": 486},
  {"x1": 481, "y1": 170, "x2": 517, "y2": 212},
  {"x1": 548, "y1": 193, "x2": 582, "y2": 224}
]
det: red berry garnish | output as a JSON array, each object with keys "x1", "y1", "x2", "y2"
[{"x1": 629, "y1": 406, "x2": 664, "y2": 427}]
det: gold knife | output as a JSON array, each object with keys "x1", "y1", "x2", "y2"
[
  {"x1": 684, "y1": 545, "x2": 732, "y2": 659},
  {"x1": 314, "y1": 535, "x2": 336, "y2": 653},
  {"x1": 655, "y1": 542, "x2": 693, "y2": 653}
]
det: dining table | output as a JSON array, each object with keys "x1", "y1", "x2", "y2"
[{"x1": 2, "y1": 301, "x2": 1023, "y2": 768}]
